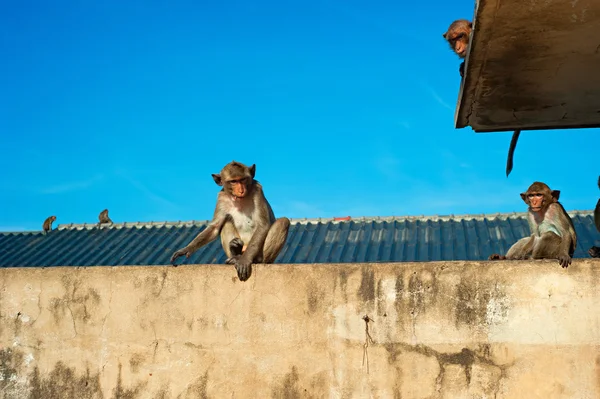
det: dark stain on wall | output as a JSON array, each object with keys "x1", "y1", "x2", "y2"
[
  {"x1": 596, "y1": 355, "x2": 600, "y2": 395},
  {"x1": 455, "y1": 279, "x2": 490, "y2": 327},
  {"x1": 48, "y1": 275, "x2": 102, "y2": 329},
  {"x1": 337, "y1": 269, "x2": 349, "y2": 302},
  {"x1": 271, "y1": 366, "x2": 301, "y2": 399},
  {"x1": 1, "y1": 348, "x2": 24, "y2": 393},
  {"x1": 307, "y1": 281, "x2": 325, "y2": 314},
  {"x1": 177, "y1": 370, "x2": 209, "y2": 399},
  {"x1": 112, "y1": 362, "x2": 146, "y2": 399},
  {"x1": 129, "y1": 354, "x2": 145, "y2": 374},
  {"x1": 383, "y1": 342, "x2": 510, "y2": 397},
  {"x1": 29, "y1": 362, "x2": 103, "y2": 399},
  {"x1": 358, "y1": 266, "x2": 375, "y2": 303}
]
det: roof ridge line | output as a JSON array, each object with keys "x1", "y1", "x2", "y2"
[{"x1": 39, "y1": 208, "x2": 594, "y2": 231}]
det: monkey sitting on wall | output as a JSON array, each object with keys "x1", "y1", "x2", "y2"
[
  {"x1": 589, "y1": 176, "x2": 600, "y2": 258},
  {"x1": 170, "y1": 161, "x2": 290, "y2": 281},
  {"x1": 489, "y1": 182, "x2": 577, "y2": 268},
  {"x1": 42, "y1": 215, "x2": 56, "y2": 234}
]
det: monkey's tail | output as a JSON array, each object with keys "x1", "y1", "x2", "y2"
[{"x1": 506, "y1": 129, "x2": 521, "y2": 177}]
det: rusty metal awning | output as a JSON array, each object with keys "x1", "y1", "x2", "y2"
[{"x1": 455, "y1": 0, "x2": 600, "y2": 132}]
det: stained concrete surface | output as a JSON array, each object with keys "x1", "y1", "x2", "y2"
[
  {"x1": 1, "y1": 260, "x2": 600, "y2": 398},
  {"x1": 456, "y1": 0, "x2": 600, "y2": 132}
]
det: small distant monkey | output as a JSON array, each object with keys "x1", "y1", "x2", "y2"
[
  {"x1": 489, "y1": 182, "x2": 577, "y2": 268},
  {"x1": 170, "y1": 161, "x2": 290, "y2": 281},
  {"x1": 98, "y1": 209, "x2": 113, "y2": 224},
  {"x1": 442, "y1": 19, "x2": 472, "y2": 78},
  {"x1": 588, "y1": 176, "x2": 600, "y2": 258},
  {"x1": 42, "y1": 216, "x2": 56, "y2": 234}
]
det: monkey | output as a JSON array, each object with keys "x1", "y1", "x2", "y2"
[
  {"x1": 588, "y1": 176, "x2": 600, "y2": 258},
  {"x1": 42, "y1": 215, "x2": 56, "y2": 234},
  {"x1": 488, "y1": 182, "x2": 577, "y2": 268},
  {"x1": 443, "y1": 20, "x2": 522, "y2": 178},
  {"x1": 170, "y1": 161, "x2": 290, "y2": 281},
  {"x1": 98, "y1": 209, "x2": 113, "y2": 225},
  {"x1": 442, "y1": 19, "x2": 472, "y2": 78}
]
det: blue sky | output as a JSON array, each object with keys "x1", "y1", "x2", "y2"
[{"x1": 1, "y1": 1, "x2": 598, "y2": 231}]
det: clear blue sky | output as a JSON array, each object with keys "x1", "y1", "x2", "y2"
[{"x1": 1, "y1": 1, "x2": 598, "y2": 231}]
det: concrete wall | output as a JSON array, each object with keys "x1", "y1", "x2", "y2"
[{"x1": 1, "y1": 260, "x2": 600, "y2": 398}]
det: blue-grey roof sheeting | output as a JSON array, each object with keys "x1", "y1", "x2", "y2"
[{"x1": 0, "y1": 211, "x2": 598, "y2": 267}]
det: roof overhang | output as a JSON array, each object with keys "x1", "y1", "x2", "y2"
[{"x1": 455, "y1": 0, "x2": 600, "y2": 132}]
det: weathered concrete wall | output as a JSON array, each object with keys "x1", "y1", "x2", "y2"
[{"x1": 1, "y1": 260, "x2": 600, "y2": 398}]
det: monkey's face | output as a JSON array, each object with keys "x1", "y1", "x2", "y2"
[
  {"x1": 520, "y1": 182, "x2": 556, "y2": 212},
  {"x1": 226, "y1": 176, "x2": 251, "y2": 200},
  {"x1": 526, "y1": 192, "x2": 545, "y2": 212},
  {"x1": 51, "y1": 216, "x2": 56, "y2": 222},
  {"x1": 453, "y1": 36, "x2": 468, "y2": 58},
  {"x1": 443, "y1": 21, "x2": 472, "y2": 59}
]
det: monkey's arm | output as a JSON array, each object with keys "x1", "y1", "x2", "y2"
[
  {"x1": 548, "y1": 204, "x2": 576, "y2": 267},
  {"x1": 185, "y1": 224, "x2": 222, "y2": 252},
  {"x1": 504, "y1": 236, "x2": 534, "y2": 259},
  {"x1": 170, "y1": 201, "x2": 228, "y2": 265}
]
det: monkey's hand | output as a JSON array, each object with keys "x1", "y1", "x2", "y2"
[
  {"x1": 234, "y1": 256, "x2": 253, "y2": 282},
  {"x1": 589, "y1": 246, "x2": 600, "y2": 258},
  {"x1": 557, "y1": 254, "x2": 572, "y2": 268},
  {"x1": 225, "y1": 255, "x2": 241, "y2": 265},
  {"x1": 488, "y1": 254, "x2": 506, "y2": 261},
  {"x1": 170, "y1": 248, "x2": 191, "y2": 265}
]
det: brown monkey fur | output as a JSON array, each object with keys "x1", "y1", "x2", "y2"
[
  {"x1": 589, "y1": 176, "x2": 600, "y2": 258},
  {"x1": 170, "y1": 161, "x2": 290, "y2": 281},
  {"x1": 42, "y1": 215, "x2": 56, "y2": 234},
  {"x1": 489, "y1": 182, "x2": 577, "y2": 268},
  {"x1": 98, "y1": 209, "x2": 113, "y2": 224},
  {"x1": 442, "y1": 19, "x2": 472, "y2": 78}
]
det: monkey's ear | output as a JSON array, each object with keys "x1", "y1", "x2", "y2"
[
  {"x1": 468, "y1": 22, "x2": 473, "y2": 28},
  {"x1": 520, "y1": 193, "x2": 528, "y2": 203},
  {"x1": 551, "y1": 190, "x2": 560, "y2": 201},
  {"x1": 212, "y1": 174, "x2": 223, "y2": 186},
  {"x1": 249, "y1": 164, "x2": 256, "y2": 178},
  {"x1": 442, "y1": 33, "x2": 447, "y2": 39}
]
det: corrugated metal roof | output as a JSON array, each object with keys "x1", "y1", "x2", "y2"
[{"x1": 0, "y1": 211, "x2": 598, "y2": 267}]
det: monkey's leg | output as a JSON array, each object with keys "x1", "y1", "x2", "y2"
[
  {"x1": 261, "y1": 217, "x2": 291, "y2": 263},
  {"x1": 531, "y1": 232, "x2": 562, "y2": 260},
  {"x1": 505, "y1": 237, "x2": 534, "y2": 259},
  {"x1": 220, "y1": 220, "x2": 243, "y2": 263}
]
